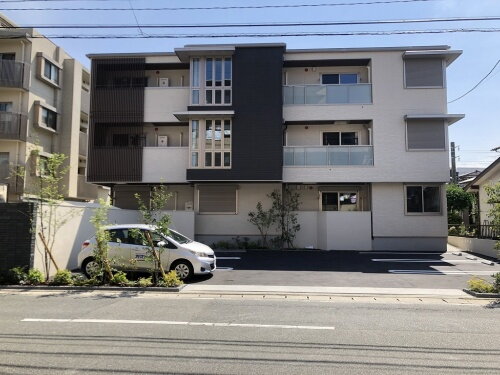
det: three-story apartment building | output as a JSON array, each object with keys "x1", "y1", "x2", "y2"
[
  {"x1": 87, "y1": 43, "x2": 463, "y2": 251},
  {"x1": 0, "y1": 14, "x2": 107, "y2": 202}
]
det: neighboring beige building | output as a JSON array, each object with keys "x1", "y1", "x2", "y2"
[
  {"x1": 465, "y1": 157, "x2": 500, "y2": 225},
  {"x1": 0, "y1": 14, "x2": 107, "y2": 202}
]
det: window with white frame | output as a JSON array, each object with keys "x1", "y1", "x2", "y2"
[
  {"x1": 321, "y1": 192, "x2": 358, "y2": 211},
  {"x1": 321, "y1": 73, "x2": 358, "y2": 85},
  {"x1": 43, "y1": 59, "x2": 59, "y2": 84},
  {"x1": 190, "y1": 57, "x2": 232, "y2": 105},
  {"x1": 41, "y1": 107, "x2": 57, "y2": 130},
  {"x1": 405, "y1": 185, "x2": 441, "y2": 214},
  {"x1": 322, "y1": 131, "x2": 358, "y2": 146},
  {"x1": 190, "y1": 119, "x2": 231, "y2": 169}
]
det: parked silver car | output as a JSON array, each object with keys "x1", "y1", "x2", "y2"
[{"x1": 77, "y1": 224, "x2": 216, "y2": 280}]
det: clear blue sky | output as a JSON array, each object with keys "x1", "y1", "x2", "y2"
[{"x1": 3, "y1": 0, "x2": 499, "y2": 168}]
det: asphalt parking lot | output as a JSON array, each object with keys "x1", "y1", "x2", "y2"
[{"x1": 188, "y1": 250, "x2": 500, "y2": 289}]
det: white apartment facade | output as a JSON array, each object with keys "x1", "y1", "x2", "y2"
[
  {"x1": 0, "y1": 14, "x2": 106, "y2": 202},
  {"x1": 87, "y1": 43, "x2": 463, "y2": 251}
]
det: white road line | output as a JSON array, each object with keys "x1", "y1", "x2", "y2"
[
  {"x1": 360, "y1": 252, "x2": 444, "y2": 255},
  {"x1": 215, "y1": 267, "x2": 234, "y2": 271},
  {"x1": 371, "y1": 259, "x2": 481, "y2": 263},
  {"x1": 21, "y1": 318, "x2": 335, "y2": 331},
  {"x1": 388, "y1": 270, "x2": 495, "y2": 275},
  {"x1": 216, "y1": 257, "x2": 241, "y2": 260}
]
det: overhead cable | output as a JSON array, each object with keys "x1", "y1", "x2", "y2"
[{"x1": 448, "y1": 59, "x2": 500, "y2": 103}]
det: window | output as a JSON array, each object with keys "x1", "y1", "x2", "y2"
[
  {"x1": 0, "y1": 102, "x2": 12, "y2": 112},
  {"x1": 404, "y1": 58, "x2": 444, "y2": 88},
  {"x1": 43, "y1": 59, "x2": 59, "y2": 84},
  {"x1": 0, "y1": 153, "x2": 9, "y2": 180},
  {"x1": 322, "y1": 132, "x2": 358, "y2": 146},
  {"x1": 0, "y1": 53, "x2": 15, "y2": 61},
  {"x1": 191, "y1": 119, "x2": 231, "y2": 169},
  {"x1": 41, "y1": 107, "x2": 57, "y2": 130},
  {"x1": 194, "y1": 57, "x2": 232, "y2": 105},
  {"x1": 322, "y1": 73, "x2": 358, "y2": 85},
  {"x1": 406, "y1": 119, "x2": 445, "y2": 150},
  {"x1": 406, "y1": 185, "x2": 441, "y2": 214},
  {"x1": 198, "y1": 185, "x2": 237, "y2": 213},
  {"x1": 321, "y1": 192, "x2": 358, "y2": 211}
]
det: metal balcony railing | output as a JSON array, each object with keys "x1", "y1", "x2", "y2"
[
  {"x1": 0, "y1": 60, "x2": 29, "y2": 90},
  {"x1": 0, "y1": 112, "x2": 28, "y2": 141},
  {"x1": 283, "y1": 84, "x2": 372, "y2": 105},
  {"x1": 284, "y1": 146, "x2": 374, "y2": 166}
]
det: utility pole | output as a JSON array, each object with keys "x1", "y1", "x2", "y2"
[{"x1": 450, "y1": 142, "x2": 457, "y2": 184}]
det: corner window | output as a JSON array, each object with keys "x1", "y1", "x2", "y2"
[
  {"x1": 41, "y1": 107, "x2": 57, "y2": 130},
  {"x1": 44, "y1": 60, "x2": 59, "y2": 84},
  {"x1": 322, "y1": 132, "x2": 358, "y2": 146},
  {"x1": 406, "y1": 185, "x2": 441, "y2": 214},
  {"x1": 322, "y1": 73, "x2": 358, "y2": 85}
]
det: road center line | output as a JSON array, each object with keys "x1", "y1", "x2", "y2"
[
  {"x1": 21, "y1": 318, "x2": 335, "y2": 331},
  {"x1": 371, "y1": 259, "x2": 480, "y2": 263},
  {"x1": 216, "y1": 257, "x2": 241, "y2": 260},
  {"x1": 388, "y1": 270, "x2": 495, "y2": 275}
]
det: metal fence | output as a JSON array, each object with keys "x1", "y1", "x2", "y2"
[{"x1": 448, "y1": 224, "x2": 499, "y2": 240}]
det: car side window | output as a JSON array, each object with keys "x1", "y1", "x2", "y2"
[
  {"x1": 128, "y1": 230, "x2": 148, "y2": 246},
  {"x1": 108, "y1": 229, "x2": 127, "y2": 243}
]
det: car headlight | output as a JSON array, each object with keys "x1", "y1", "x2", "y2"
[{"x1": 188, "y1": 250, "x2": 207, "y2": 257}]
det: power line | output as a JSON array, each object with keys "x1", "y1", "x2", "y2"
[
  {"x1": 2, "y1": 27, "x2": 499, "y2": 39},
  {"x1": 448, "y1": 59, "x2": 500, "y2": 103},
  {"x1": 0, "y1": 0, "x2": 441, "y2": 11},
  {"x1": 4, "y1": 16, "x2": 500, "y2": 29}
]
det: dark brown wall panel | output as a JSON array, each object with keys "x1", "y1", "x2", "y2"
[{"x1": 87, "y1": 58, "x2": 145, "y2": 182}]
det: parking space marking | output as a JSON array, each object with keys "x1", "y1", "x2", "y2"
[
  {"x1": 21, "y1": 318, "x2": 335, "y2": 331},
  {"x1": 388, "y1": 270, "x2": 496, "y2": 275},
  {"x1": 216, "y1": 257, "x2": 241, "y2": 260},
  {"x1": 371, "y1": 258, "x2": 481, "y2": 263},
  {"x1": 360, "y1": 252, "x2": 445, "y2": 255},
  {"x1": 215, "y1": 267, "x2": 234, "y2": 271}
]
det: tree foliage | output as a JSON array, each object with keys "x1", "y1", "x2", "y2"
[
  {"x1": 484, "y1": 182, "x2": 500, "y2": 252},
  {"x1": 248, "y1": 201, "x2": 276, "y2": 248},
  {"x1": 89, "y1": 198, "x2": 114, "y2": 283},
  {"x1": 270, "y1": 188, "x2": 301, "y2": 249},
  {"x1": 446, "y1": 184, "x2": 474, "y2": 212}
]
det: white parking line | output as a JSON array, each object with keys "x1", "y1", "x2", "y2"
[
  {"x1": 215, "y1": 267, "x2": 234, "y2": 271},
  {"x1": 371, "y1": 259, "x2": 481, "y2": 263},
  {"x1": 360, "y1": 252, "x2": 445, "y2": 255},
  {"x1": 216, "y1": 257, "x2": 241, "y2": 260},
  {"x1": 388, "y1": 270, "x2": 495, "y2": 275},
  {"x1": 21, "y1": 318, "x2": 335, "y2": 331}
]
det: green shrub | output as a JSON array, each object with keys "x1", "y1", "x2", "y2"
[
  {"x1": 212, "y1": 241, "x2": 233, "y2": 249},
  {"x1": 7, "y1": 267, "x2": 27, "y2": 284},
  {"x1": 468, "y1": 278, "x2": 496, "y2": 293},
  {"x1": 110, "y1": 271, "x2": 130, "y2": 286},
  {"x1": 492, "y1": 272, "x2": 500, "y2": 293},
  {"x1": 25, "y1": 269, "x2": 44, "y2": 285},
  {"x1": 137, "y1": 276, "x2": 153, "y2": 288},
  {"x1": 158, "y1": 271, "x2": 183, "y2": 287},
  {"x1": 448, "y1": 226, "x2": 459, "y2": 236},
  {"x1": 51, "y1": 270, "x2": 73, "y2": 285}
]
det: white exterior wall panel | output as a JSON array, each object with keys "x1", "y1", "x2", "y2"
[{"x1": 144, "y1": 87, "x2": 189, "y2": 123}]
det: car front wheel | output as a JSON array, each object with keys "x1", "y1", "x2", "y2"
[{"x1": 171, "y1": 260, "x2": 193, "y2": 280}]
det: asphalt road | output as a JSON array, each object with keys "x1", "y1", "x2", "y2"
[
  {"x1": 187, "y1": 250, "x2": 500, "y2": 289},
  {"x1": 0, "y1": 291, "x2": 499, "y2": 374}
]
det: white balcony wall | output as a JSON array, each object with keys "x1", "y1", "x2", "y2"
[
  {"x1": 144, "y1": 87, "x2": 189, "y2": 123},
  {"x1": 142, "y1": 146, "x2": 188, "y2": 183}
]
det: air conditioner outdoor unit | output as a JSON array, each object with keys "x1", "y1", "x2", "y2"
[
  {"x1": 159, "y1": 78, "x2": 170, "y2": 87},
  {"x1": 157, "y1": 135, "x2": 168, "y2": 147}
]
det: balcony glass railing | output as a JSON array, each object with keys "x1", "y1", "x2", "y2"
[
  {"x1": 283, "y1": 84, "x2": 372, "y2": 105},
  {"x1": 284, "y1": 146, "x2": 373, "y2": 166}
]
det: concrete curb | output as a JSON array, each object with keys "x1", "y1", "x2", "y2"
[
  {"x1": 0, "y1": 285, "x2": 185, "y2": 293},
  {"x1": 463, "y1": 289, "x2": 500, "y2": 298}
]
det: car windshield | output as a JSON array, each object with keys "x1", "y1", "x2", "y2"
[{"x1": 166, "y1": 229, "x2": 192, "y2": 244}]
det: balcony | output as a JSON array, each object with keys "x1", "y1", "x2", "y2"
[
  {"x1": 0, "y1": 112, "x2": 28, "y2": 141},
  {"x1": 0, "y1": 60, "x2": 29, "y2": 90},
  {"x1": 142, "y1": 146, "x2": 188, "y2": 183},
  {"x1": 77, "y1": 175, "x2": 100, "y2": 200},
  {"x1": 284, "y1": 146, "x2": 373, "y2": 166},
  {"x1": 283, "y1": 84, "x2": 372, "y2": 105},
  {"x1": 144, "y1": 87, "x2": 189, "y2": 123},
  {"x1": 79, "y1": 131, "x2": 87, "y2": 157},
  {"x1": 81, "y1": 88, "x2": 90, "y2": 115}
]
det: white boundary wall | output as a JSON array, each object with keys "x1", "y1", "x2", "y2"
[
  {"x1": 33, "y1": 202, "x2": 195, "y2": 275},
  {"x1": 448, "y1": 236, "x2": 499, "y2": 260}
]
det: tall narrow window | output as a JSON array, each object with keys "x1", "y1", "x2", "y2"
[
  {"x1": 224, "y1": 58, "x2": 232, "y2": 86},
  {"x1": 205, "y1": 58, "x2": 213, "y2": 87},
  {"x1": 191, "y1": 58, "x2": 200, "y2": 104},
  {"x1": 201, "y1": 57, "x2": 232, "y2": 105},
  {"x1": 191, "y1": 120, "x2": 199, "y2": 167},
  {"x1": 194, "y1": 119, "x2": 232, "y2": 169}
]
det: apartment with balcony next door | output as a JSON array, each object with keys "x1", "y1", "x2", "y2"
[
  {"x1": 87, "y1": 43, "x2": 463, "y2": 251},
  {"x1": 0, "y1": 13, "x2": 107, "y2": 203}
]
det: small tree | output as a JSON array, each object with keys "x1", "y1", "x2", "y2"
[
  {"x1": 16, "y1": 150, "x2": 72, "y2": 280},
  {"x1": 270, "y1": 188, "x2": 301, "y2": 249},
  {"x1": 89, "y1": 199, "x2": 114, "y2": 283},
  {"x1": 134, "y1": 185, "x2": 172, "y2": 282},
  {"x1": 248, "y1": 201, "x2": 276, "y2": 248},
  {"x1": 446, "y1": 184, "x2": 474, "y2": 225},
  {"x1": 484, "y1": 182, "x2": 500, "y2": 253}
]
